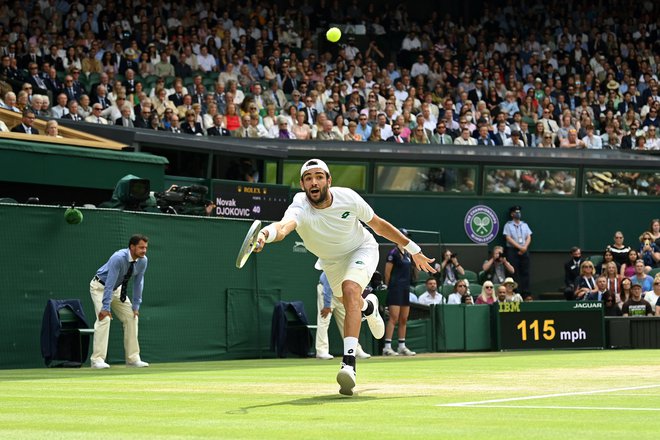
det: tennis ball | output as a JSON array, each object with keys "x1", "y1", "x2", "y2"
[
  {"x1": 64, "y1": 208, "x2": 83, "y2": 225},
  {"x1": 326, "y1": 27, "x2": 341, "y2": 43}
]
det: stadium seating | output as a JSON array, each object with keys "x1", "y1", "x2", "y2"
[{"x1": 460, "y1": 270, "x2": 479, "y2": 283}]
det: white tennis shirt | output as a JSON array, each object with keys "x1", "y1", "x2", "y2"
[{"x1": 282, "y1": 187, "x2": 376, "y2": 262}]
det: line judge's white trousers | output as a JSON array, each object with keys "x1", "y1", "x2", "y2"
[
  {"x1": 89, "y1": 279, "x2": 141, "y2": 363},
  {"x1": 315, "y1": 284, "x2": 366, "y2": 355}
]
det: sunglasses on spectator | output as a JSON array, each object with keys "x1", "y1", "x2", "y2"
[{"x1": 485, "y1": 286, "x2": 494, "y2": 289}]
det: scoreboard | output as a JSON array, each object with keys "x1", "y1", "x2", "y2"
[
  {"x1": 212, "y1": 180, "x2": 290, "y2": 221},
  {"x1": 496, "y1": 301, "x2": 605, "y2": 350}
]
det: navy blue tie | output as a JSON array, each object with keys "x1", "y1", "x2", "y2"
[{"x1": 120, "y1": 261, "x2": 135, "y2": 303}]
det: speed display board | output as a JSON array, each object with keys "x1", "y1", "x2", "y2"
[{"x1": 496, "y1": 301, "x2": 605, "y2": 350}]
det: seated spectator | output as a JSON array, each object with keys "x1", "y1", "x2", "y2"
[
  {"x1": 600, "y1": 124, "x2": 620, "y2": 149},
  {"x1": 218, "y1": 97, "x2": 237, "y2": 126},
  {"x1": 500, "y1": 277, "x2": 520, "y2": 300},
  {"x1": 240, "y1": 113, "x2": 264, "y2": 138},
  {"x1": 504, "y1": 130, "x2": 525, "y2": 147},
  {"x1": 355, "y1": 113, "x2": 372, "y2": 141},
  {"x1": 620, "y1": 250, "x2": 641, "y2": 278},
  {"x1": 461, "y1": 293, "x2": 474, "y2": 305},
  {"x1": 622, "y1": 282, "x2": 654, "y2": 316},
  {"x1": 168, "y1": 115, "x2": 182, "y2": 133},
  {"x1": 291, "y1": 110, "x2": 312, "y2": 140},
  {"x1": 453, "y1": 127, "x2": 477, "y2": 145},
  {"x1": 430, "y1": 121, "x2": 453, "y2": 144},
  {"x1": 476, "y1": 282, "x2": 496, "y2": 304},
  {"x1": 345, "y1": 121, "x2": 362, "y2": 141},
  {"x1": 607, "y1": 231, "x2": 632, "y2": 267},
  {"x1": 642, "y1": 275, "x2": 660, "y2": 310},
  {"x1": 368, "y1": 125, "x2": 383, "y2": 142},
  {"x1": 630, "y1": 259, "x2": 654, "y2": 292},
  {"x1": 261, "y1": 104, "x2": 278, "y2": 132},
  {"x1": 417, "y1": 278, "x2": 445, "y2": 306},
  {"x1": 409, "y1": 125, "x2": 430, "y2": 144},
  {"x1": 316, "y1": 119, "x2": 342, "y2": 141},
  {"x1": 560, "y1": 128, "x2": 586, "y2": 148},
  {"x1": 617, "y1": 278, "x2": 633, "y2": 310},
  {"x1": 207, "y1": 114, "x2": 231, "y2": 137},
  {"x1": 447, "y1": 281, "x2": 468, "y2": 305},
  {"x1": 572, "y1": 260, "x2": 597, "y2": 301},
  {"x1": 496, "y1": 285, "x2": 509, "y2": 303},
  {"x1": 646, "y1": 126, "x2": 660, "y2": 150},
  {"x1": 181, "y1": 110, "x2": 205, "y2": 135},
  {"x1": 1, "y1": 91, "x2": 20, "y2": 112},
  {"x1": 650, "y1": 219, "x2": 660, "y2": 247},
  {"x1": 603, "y1": 292, "x2": 622, "y2": 316},
  {"x1": 585, "y1": 275, "x2": 609, "y2": 301},
  {"x1": 537, "y1": 132, "x2": 556, "y2": 148},
  {"x1": 11, "y1": 109, "x2": 39, "y2": 134},
  {"x1": 45, "y1": 119, "x2": 63, "y2": 138},
  {"x1": 496, "y1": 282, "x2": 523, "y2": 303},
  {"x1": 332, "y1": 114, "x2": 349, "y2": 139},
  {"x1": 483, "y1": 246, "x2": 515, "y2": 285},
  {"x1": 638, "y1": 231, "x2": 660, "y2": 269},
  {"x1": 582, "y1": 125, "x2": 603, "y2": 149},
  {"x1": 269, "y1": 115, "x2": 296, "y2": 139},
  {"x1": 596, "y1": 249, "x2": 617, "y2": 275},
  {"x1": 115, "y1": 103, "x2": 135, "y2": 128},
  {"x1": 603, "y1": 261, "x2": 622, "y2": 297}
]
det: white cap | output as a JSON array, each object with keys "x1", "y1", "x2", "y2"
[{"x1": 300, "y1": 158, "x2": 330, "y2": 177}]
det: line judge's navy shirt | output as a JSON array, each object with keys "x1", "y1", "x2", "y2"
[{"x1": 95, "y1": 248, "x2": 148, "y2": 312}]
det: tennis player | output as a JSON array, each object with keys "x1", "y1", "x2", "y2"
[{"x1": 255, "y1": 158, "x2": 435, "y2": 395}]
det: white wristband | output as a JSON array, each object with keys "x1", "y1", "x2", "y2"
[
  {"x1": 404, "y1": 240, "x2": 421, "y2": 255},
  {"x1": 262, "y1": 224, "x2": 278, "y2": 243}
]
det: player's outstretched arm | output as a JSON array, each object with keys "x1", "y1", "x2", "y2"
[
  {"x1": 367, "y1": 214, "x2": 436, "y2": 273},
  {"x1": 254, "y1": 219, "x2": 297, "y2": 252}
]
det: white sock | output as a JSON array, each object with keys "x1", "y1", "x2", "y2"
[
  {"x1": 398, "y1": 340, "x2": 406, "y2": 349},
  {"x1": 344, "y1": 336, "x2": 358, "y2": 356}
]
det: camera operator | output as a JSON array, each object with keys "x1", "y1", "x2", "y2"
[
  {"x1": 482, "y1": 245, "x2": 515, "y2": 284},
  {"x1": 435, "y1": 249, "x2": 465, "y2": 286}
]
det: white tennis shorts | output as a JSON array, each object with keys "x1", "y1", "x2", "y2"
[{"x1": 319, "y1": 241, "x2": 379, "y2": 298}]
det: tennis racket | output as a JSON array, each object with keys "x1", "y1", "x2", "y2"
[{"x1": 235, "y1": 219, "x2": 262, "y2": 269}]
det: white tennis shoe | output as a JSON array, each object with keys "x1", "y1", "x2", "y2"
[
  {"x1": 126, "y1": 360, "x2": 149, "y2": 368},
  {"x1": 363, "y1": 293, "x2": 385, "y2": 339},
  {"x1": 91, "y1": 360, "x2": 110, "y2": 369},
  {"x1": 336, "y1": 363, "x2": 356, "y2": 396},
  {"x1": 397, "y1": 346, "x2": 416, "y2": 356},
  {"x1": 356, "y1": 348, "x2": 371, "y2": 359}
]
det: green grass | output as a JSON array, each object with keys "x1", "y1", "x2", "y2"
[{"x1": 1, "y1": 350, "x2": 659, "y2": 439}]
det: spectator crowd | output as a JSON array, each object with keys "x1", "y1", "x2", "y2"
[{"x1": 0, "y1": 0, "x2": 657, "y2": 149}]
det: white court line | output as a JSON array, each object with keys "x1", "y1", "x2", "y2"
[
  {"x1": 457, "y1": 405, "x2": 660, "y2": 412},
  {"x1": 438, "y1": 384, "x2": 660, "y2": 408}
]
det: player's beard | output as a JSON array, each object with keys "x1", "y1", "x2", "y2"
[{"x1": 306, "y1": 184, "x2": 329, "y2": 207}]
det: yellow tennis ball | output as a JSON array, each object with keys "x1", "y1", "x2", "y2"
[{"x1": 326, "y1": 27, "x2": 341, "y2": 43}]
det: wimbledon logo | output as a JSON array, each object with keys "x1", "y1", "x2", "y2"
[{"x1": 464, "y1": 205, "x2": 499, "y2": 244}]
